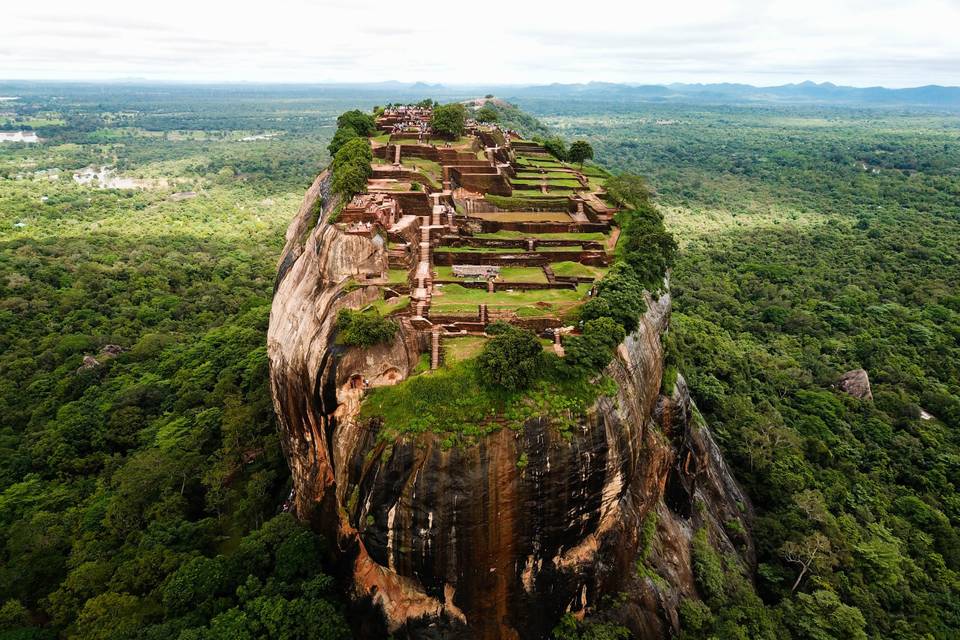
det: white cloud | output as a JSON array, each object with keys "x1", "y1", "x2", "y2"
[{"x1": 1, "y1": 0, "x2": 959, "y2": 86}]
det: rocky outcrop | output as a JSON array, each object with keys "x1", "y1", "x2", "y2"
[
  {"x1": 836, "y1": 368, "x2": 873, "y2": 401},
  {"x1": 268, "y1": 180, "x2": 754, "y2": 639}
]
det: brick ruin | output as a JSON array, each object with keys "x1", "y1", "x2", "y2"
[{"x1": 329, "y1": 104, "x2": 620, "y2": 369}]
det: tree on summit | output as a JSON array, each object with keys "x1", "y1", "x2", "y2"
[
  {"x1": 476, "y1": 106, "x2": 498, "y2": 123},
  {"x1": 430, "y1": 103, "x2": 467, "y2": 139},
  {"x1": 335, "y1": 110, "x2": 376, "y2": 137},
  {"x1": 568, "y1": 140, "x2": 594, "y2": 168}
]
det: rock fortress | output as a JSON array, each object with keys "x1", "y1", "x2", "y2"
[{"x1": 267, "y1": 101, "x2": 753, "y2": 639}]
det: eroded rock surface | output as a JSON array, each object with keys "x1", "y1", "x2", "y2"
[
  {"x1": 268, "y1": 177, "x2": 754, "y2": 639},
  {"x1": 836, "y1": 368, "x2": 873, "y2": 401}
]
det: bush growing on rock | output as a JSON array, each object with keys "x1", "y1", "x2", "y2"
[
  {"x1": 335, "y1": 309, "x2": 398, "y2": 347},
  {"x1": 477, "y1": 326, "x2": 544, "y2": 389},
  {"x1": 563, "y1": 317, "x2": 625, "y2": 375},
  {"x1": 330, "y1": 138, "x2": 373, "y2": 199},
  {"x1": 327, "y1": 125, "x2": 359, "y2": 157},
  {"x1": 335, "y1": 110, "x2": 376, "y2": 137}
]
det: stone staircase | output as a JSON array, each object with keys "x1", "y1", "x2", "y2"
[{"x1": 430, "y1": 328, "x2": 442, "y2": 370}]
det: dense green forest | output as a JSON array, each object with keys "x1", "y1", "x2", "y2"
[
  {"x1": 0, "y1": 87, "x2": 357, "y2": 639},
  {"x1": 529, "y1": 101, "x2": 960, "y2": 638},
  {"x1": 0, "y1": 84, "x2": 958, "y2": 639}
]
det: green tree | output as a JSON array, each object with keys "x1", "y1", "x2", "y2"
[
  {"x1": 327, "y1": 126, "x2": 358, "y2": 157},
  {"x1": 334, "y1": 310, "x2": 398, "y2": 347},
  {"x1": 563, "y1": 317, "x2": 625, "y2": 374},
  {"x1": 430, "y1": 103, "x2": 467, "y2": 140},
  {"x1": 335, "y1": 110, "x2": 376, "y2": 137},
  {"x1": 604, "y1": 174, "x2": 650, "y2": 209},
  {"x1": 568, "y1": 140, "x2": 594, "y2": 167},
  {"x1": 783, "y1": 590, "x2": 868, "y2": 640},
  {"x1": 330, "y1": 138, "x2": 373, "y2": 199},
  {"x1": 476, "y1": 106, "x2": 498, "y2": 123},
  {"x1": 477, "y1": 327, "x2": 544, "y2": 389}
]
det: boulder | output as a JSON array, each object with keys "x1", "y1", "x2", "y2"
[{"x1": 837, "y1": 368, "x2": 873, "y2": 400}]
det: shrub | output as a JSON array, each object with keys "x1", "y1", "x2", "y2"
[
  {"x1": 330, "y1": 138, "x2": 373, "y2": 199},
  {"x1": 542, "y1": 136, "x2": 567, "y2": 161},
  {"x1": 580, "y1": 267, "x2": 648, "y2": 333},
  {"x1": 477, "y1": 326, "x2": 544, "y2": 390},
  {"x1": 334, "y1": 309, "x2": 398, "y2": 347},
  {"x1": 563, "y1": 317, "x2": 625, "y2": 375},
  {"x1": 484, "y1": 321, "x2": 514, "y2": 336},
  {"x1": 331, "y1": 137, "x2": 372, "y2": 173},
  {"x1": 327, "y1": 125, "x2": 359, "y2": 157}
]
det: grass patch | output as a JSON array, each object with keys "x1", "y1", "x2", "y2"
[
  {"x1": 387, "y1": 269, "x2": 409, "y2": 284},
  {"x1": 516, "y1": 171, "x2": 577, "y2": 180},
  {"x1": 434, "y1": 246, "x2": 519, "y2": 253},
  {"x1": 367, "y1": 296, "x2": 411, "y2": 316},
  {"x1": 430, "y1": 283, "x2": 589, "y2": 315},
  {"x1": 470, "y1": 211, "x2": 572, "y2": 222},
  {"x1": 405, "y1": 157, "x2": 442, "y2": 188},
  {"x1": 550, "y1": 261, "x2": 609, "y2": 279},
  {"x1": 443, "y1": 336, "x2": 488, "y2": 364},
  {"x1": 358, "y1": 359, "x2": 617, "y2": 446},
  {"x1": 474, "y1": 230, "x2": 608, "y2": 242},
  {"x1": 497, "y1": 267, "x2": 548, "y2": 283}
]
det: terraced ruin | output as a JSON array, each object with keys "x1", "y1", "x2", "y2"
[{"x1": 336, "y1": 104, "x2": 619, "y2": 369}]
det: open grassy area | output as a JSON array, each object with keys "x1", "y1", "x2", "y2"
[
  {"x1": 470, "y1": 210, "x2": 572, "y2": 222},
  {"x1": 434, "y1": 246, "x2": 517, "y2": 253},
  {"x1": 368, "y1": 295, "x2": 411, "y2": 316},
  {"x1": 443, "y1": 335, "x2": 488, "y2": 364},
  {"x1": 484, "y1": 194, "x2": 571, "y2": 210},
  {"x1": 549, "y1": 261, "x2": 609, "y2": 279},
  {"x1": 404, "y1": 157, "x2": 442, "y2": 187},
  {"x1": 430, "y1": 283, "x2": 589, "y2": 315},
  {"x1": 358, "y1": 359, "x2": 615, "y2": 446},
  {"x1": 503, "y1": 189, "x2": 570, "y2": 198},
  {"x1": 516, "y1": 172, "x2": 578, "y2": 181},
  {"x1": 473, "y1": 230, "x2": 609, "y2": 241},
  {"x1": 387, "y1": 268, "x2": 410, "y2": 284},
  {"x1": 496, "y1": 267, "x2": 548, "y2": 283}
]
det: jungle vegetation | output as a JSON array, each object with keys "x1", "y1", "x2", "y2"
[{"x1": 0, "y1": 83, "x2": 958, "y2": 639}]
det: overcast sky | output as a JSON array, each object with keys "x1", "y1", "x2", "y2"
[{"x1": 3, "y1": 0, "x2": 959, "y2": 87}]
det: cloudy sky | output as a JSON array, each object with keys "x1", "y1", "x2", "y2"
[{"x1": 3, "y1": 0, "x2": 959, "y2": 87}]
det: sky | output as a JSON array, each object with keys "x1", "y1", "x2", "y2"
[{"x1": 2, "y1": 0, "x2": 960, "y2": 87}]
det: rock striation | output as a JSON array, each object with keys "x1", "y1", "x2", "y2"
[{"x1": 269, "y1": 173, "x2": 754, "y2": 640}]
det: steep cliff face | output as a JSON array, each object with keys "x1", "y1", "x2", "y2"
[{"x1": 268, "y1": 178, "x2": 754, "y2": 639}]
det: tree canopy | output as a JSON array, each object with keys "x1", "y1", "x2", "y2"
[
  {"x1": 568, "y1": 140, "x2": 594, "y2": 167},
  {"x1": 430, "y1": 103, "x2": 467, "y2": 139}
]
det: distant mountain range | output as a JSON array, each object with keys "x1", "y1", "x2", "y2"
[
  {"x1": 3, "y1": 79, "x2": 959, "y2": 108},
  {"x1": 311, "y1": 80, "x2": 960, "y2": 108},
  {"x1": 499, "y1": 80, "x2": 960, "y2": 107}
]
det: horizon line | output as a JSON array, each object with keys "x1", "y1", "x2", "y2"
[{"x1": 2, "y1": 78, "x2": 960, "y2": 91}]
